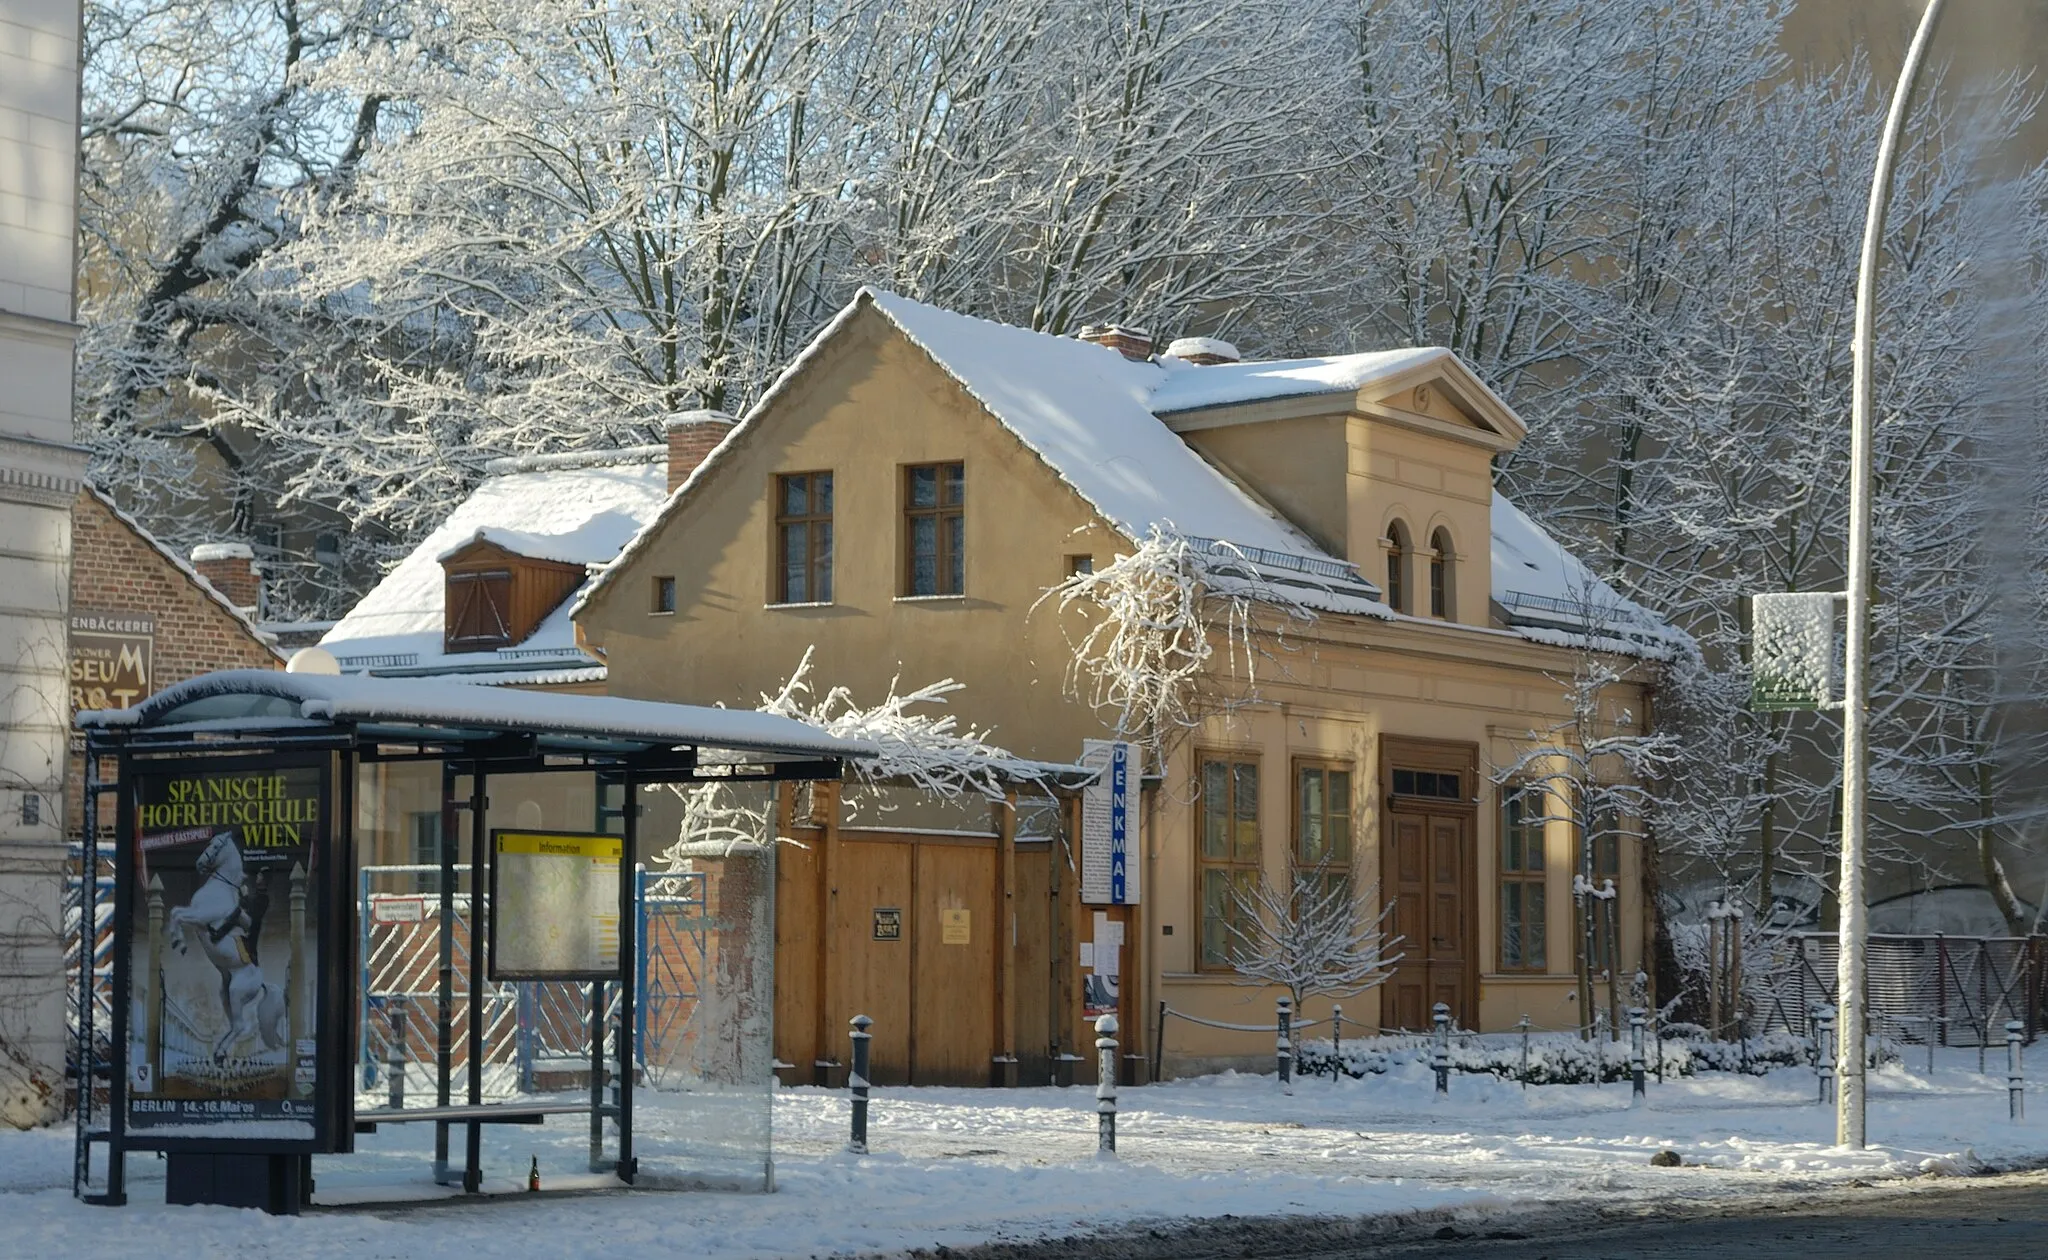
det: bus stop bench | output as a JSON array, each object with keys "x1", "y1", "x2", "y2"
[{"x1": 353, "y1": 1103, "x2": 602, "y2": 1134}]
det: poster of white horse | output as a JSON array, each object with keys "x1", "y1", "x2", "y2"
[{"x1": 165, "y1": 831, "x2": 290, "y2": 1062}]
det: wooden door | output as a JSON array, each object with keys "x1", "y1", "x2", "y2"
[{"x1": 1384, "y1": 809, "x2": 1474, "y2": 1029}]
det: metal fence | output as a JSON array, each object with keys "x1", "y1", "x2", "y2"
[{"x1": 1752, "y1": 932, "x2": 2045, "y2": 1046}]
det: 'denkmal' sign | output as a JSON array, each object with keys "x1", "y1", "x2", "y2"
[{"x1": 1079, "y1": 739, "x2": 1141, "y2": 905}]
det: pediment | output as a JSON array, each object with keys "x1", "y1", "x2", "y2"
[{"x1": 1355, "y1": 366, "x2": 1526, "y2": 449}]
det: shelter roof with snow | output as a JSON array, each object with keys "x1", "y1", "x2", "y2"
[
  {"x1": 580, "y1": 289, "x2": 1676, "y2": 655},
  {"x1": 322, "y1": 448, "x2": 667, "y2": 684}
]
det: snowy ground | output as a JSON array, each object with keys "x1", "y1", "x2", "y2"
[{"x1": 3, "y1": 1050, "x2": 2044, "y2": 1259}]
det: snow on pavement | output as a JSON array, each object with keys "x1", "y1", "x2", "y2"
[{"x1": 3, "y1": 1052, "x2": 2041, "y2": 1259}]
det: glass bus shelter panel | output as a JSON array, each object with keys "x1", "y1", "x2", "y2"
[{"x1": 630, "y1": 781, "x2": 776, "y2": 1192}]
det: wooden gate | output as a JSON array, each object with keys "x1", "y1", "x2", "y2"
[{"x1": 773, "y1": 787, "x2": 1059, "y2": 1086}]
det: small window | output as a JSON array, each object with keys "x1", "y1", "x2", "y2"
[
  {"x1": 251, "y1": 522, "x2": 282, "y2": 555},
  {"x1": 1391, "y1": 768, "x2": 1463, "y2": 800},
  {"x1": 446, "y1": 569, "x2": 513, "y2": 650},
  {"x1": 314, "y1": 531, "x2": 343, "y2": 568},
  {"x1": 1066, "y1": 554, "x2": 1095, "y2": 577},
  {"x1": 651, "y1": 575, "x2": 676, "y2": 614},
  {"x1": 1384, "y1": 520, "x2": 1411, "y2": 613},
  {"x1": 1500, "y1": 788, "x2": 1547, "y2": 971},
  {"x1": 1429, "y1": 528, "x2": 1452, "y2": 618},
  {"x1": 904, "y1": 462, "x2": 965, "y2": 596},
  {"x1": 1198, "y1": 756, "x2": 1261, "y2": 969},
  {"x1": 19, "y1": 793, "x2": 40, "y2": 827},
  {"x1": 775, "y1": 472, "x2": 834, "y2": 604}
]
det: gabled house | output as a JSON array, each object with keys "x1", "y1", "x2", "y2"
[{"x1": 573, "y1": 289, "x2": 1676, "y2": 1074}]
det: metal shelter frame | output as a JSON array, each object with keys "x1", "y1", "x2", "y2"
[{"x1": 72, "y1": 669, "x2": 869, "y2": 1210}]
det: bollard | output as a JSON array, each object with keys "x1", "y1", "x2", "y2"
[
  {"x1": 1628, "y1": 1007, "x2": 1646, "y2": 1105},
  {"x1": 1331, "y1": 1004, "x2": 1343, "y2": 1083},
  {"x1": 386, "y1": 997, "x2": 409, "y2": 1111},
  {"x1": 1276, "y1": 997, "x2": 1294, "y2": 1094},
  {"x1": 847, "y1": 1014, "x2": 873, "y2": 1154},
  {"x1": 1432, "y1": 1003, "x2": 1451, "y2": 1097},
  {"x1": 1518, "y1": 1015, "x2": 1531, "y2": 1091},
  {"x1": 1096, "y1": 1014, "x2": 1119, "y2": 1155},
  {"x1": 1815, "y1": 1005, "x2": 1836, "y2": 1105},
  {"x1": 2007, "y1": 1020, "x2": 2026, "y2": 1121}
]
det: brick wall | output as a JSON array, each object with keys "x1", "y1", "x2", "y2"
[{"x1": 66, "y1": 488, "x2": 284, "y2": 828}]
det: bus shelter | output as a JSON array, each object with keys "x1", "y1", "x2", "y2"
[{"x1": 71, "y1": 668, "x2": 871, "y2": 1212}]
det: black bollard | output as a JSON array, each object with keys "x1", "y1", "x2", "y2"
[{"x1": 848, "y1": 1014, "x2": 873, "y2": 1154}]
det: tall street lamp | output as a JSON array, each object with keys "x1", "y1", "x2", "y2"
[{"x1": 1839, "y1": 0, "x2": 1948, "y2": 1150}]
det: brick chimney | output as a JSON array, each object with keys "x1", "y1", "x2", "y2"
[
  {"x1": 666, "y1": 410, "x2": 736, "y2": 493},
  {"x1": 191, "y1": 543, "x2": 262, "y2": 613},
  {"x1": 1164, "y1": 336, "x2": 1241, "y2": 366},
  {"x1": 1078, "y1": 324, "x2": 1154, "y2": 362}
]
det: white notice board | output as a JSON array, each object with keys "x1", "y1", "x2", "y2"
[{"x1": 1079, "y1": 739, "x2": 1141, "y2": 905}]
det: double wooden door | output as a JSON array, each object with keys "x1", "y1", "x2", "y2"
[{"x1": 1384, "y1": 809, "x2": 1475, "y2": 1030}]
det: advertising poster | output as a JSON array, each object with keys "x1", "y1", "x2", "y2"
[
  {"x1": 490, "y1": 831, "x2": 622, "y2": 980},
  {"x1": 128, "y1": 762, "x2": 325, "y2": 1138}
]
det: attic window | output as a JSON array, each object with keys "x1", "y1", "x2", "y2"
[{"x1": 447, "y1": 569, "x2": 513, "y2": 650}]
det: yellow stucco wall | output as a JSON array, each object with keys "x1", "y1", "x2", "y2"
[{"x1": 577, "y1": 301, "x2": 1656, "y2": 1070}]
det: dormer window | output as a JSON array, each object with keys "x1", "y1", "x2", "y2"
[
  {"x1": 439, "y1": 531, "x2": 591, "y2": 654},
  {"x1": 1430, "y1": 527, "x2": 1453, "y2": 619},
  {"x1": 1384, "y1": 520, "x2": 1411, "y2": 614},
  {"x1": 447, "y1": 569, "x2": 513, "y2": 649}
]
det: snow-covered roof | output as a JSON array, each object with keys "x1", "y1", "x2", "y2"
[
  {"x1": 866, "y1": 290, "x2": 1344, "y2": 572},
  {"x1": 1149, "y1": 346, "x2": 1448, "y2": 414},
  {"x1": 323, "y1": 453, "x2": 667, "y2": 680},
  {"x1": 1490, "y1": 493, "x2": 1684, "y2": 655},
  {"x1": 81, "y1": 485, "x2": 287, "y2": 662},
  {"x1": 77, "y1": 668, "x2": 875, "y2": 762}
]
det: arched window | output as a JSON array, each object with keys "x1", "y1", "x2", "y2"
[
  {"x1": 1430, "y1": 528, "x2": 1453, "y2": 618},
  {"x1": 1384, "y1": 520, "x2": 1410, "y2": 613}
]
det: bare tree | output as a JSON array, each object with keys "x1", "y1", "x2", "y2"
[{"x1": 1226, "y1": 860, "x2": 1401, "y2": 1032}]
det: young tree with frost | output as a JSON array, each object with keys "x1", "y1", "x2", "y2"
[{"x1": 1225, "y1": 861, "x2": 1401, "y2": 1037}]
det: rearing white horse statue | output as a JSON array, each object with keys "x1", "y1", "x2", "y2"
[{"x1": 165, "y1": 832, "x2": 288, "y2": 1062}]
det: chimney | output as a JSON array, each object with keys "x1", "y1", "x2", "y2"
[
  {"x1": 1164, "y1": 336, "x2": 1241, "y2": 366},
  {"x1": 191, "y1": 543, "x2": 262, "y2": 613},
  {"x1": 666, "y1": 410, "x2": 736, "y2": 494},
  {"x1": 1078, "y1": 323, "x2": 1154, "y2": 362}
]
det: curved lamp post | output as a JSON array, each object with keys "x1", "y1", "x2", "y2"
[{"x1": 1839, "y1": 0, "x2": 1948, "y2": 1150}]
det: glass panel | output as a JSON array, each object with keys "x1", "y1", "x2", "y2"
[
  {"x1": 908, "y1": 465, "x2": 937, "y2": 508},
  {"x1": 814, "y1": 472, "x2": 832, "y2": 514},
  {"x1": 1527, "y1": 883, "x2": 1547, "y2": 970},
  {"x1": 909, "y1": 516, "x2": 937, "y2": 594},
  {"x1": 1232, "y1": 762, "x2": 1258, "y2": 861},
  {"x1": 816, "y1": 522, "x2": 833, "y2": 602},
  {"x1": 944, "y1": 514, "x2": 964, "y2": 594},
  {"x1": 1393, "y1": 769, "x2": 1416, "y2": 796},
  {"x1": 781, "y1": 523, "x2": 807, "y2": 603},
  {"x1": 1501, "y1": 883, "x2": 1522, "y2": 969},
  {"x1": 1202, "y1": 762, "x2": 1228, "y2": 860},
  {"x1": 1297, "y1": 770, "x2": 1323, "y2": 864},
  {"x1": 1528, "y1": 816, "x2": 1545, "y2": 871},
  {"x1": 1202, "y1": 870, "x2": 1231, "y2": 965},
  {"x1": 1502, "y1": 820, "x2": 1522, "y2": 874},
  {"x1": 941, "y1": 462, "x2": 964, "y2": 506},
  {"x1": 1328, "y1": 813, "x2": 1350, "y2": 865},
  {"x1": 782, "y1": 474, "x2": 808, "y2": 517}
]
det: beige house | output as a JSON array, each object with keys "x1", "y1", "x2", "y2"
[{"x1": 574, "y1": 290, "x2": 1677, "y2": 1073}]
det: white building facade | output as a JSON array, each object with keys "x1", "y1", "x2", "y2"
[{"x1": 0, "y1": 0, "x2": 87, "y2": 1123}]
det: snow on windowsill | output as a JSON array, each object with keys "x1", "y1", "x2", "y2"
[
  {"x1": 894, "y1": 594, "x2": 967, "y2": 604},
  {"x1": 765, "y1": 601, "x2": 835, "y2": 610}
]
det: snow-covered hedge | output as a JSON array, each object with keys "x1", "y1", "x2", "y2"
[{"x1": 1293, "y1": 1029, "x2": 1897, "y2": 1084}]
